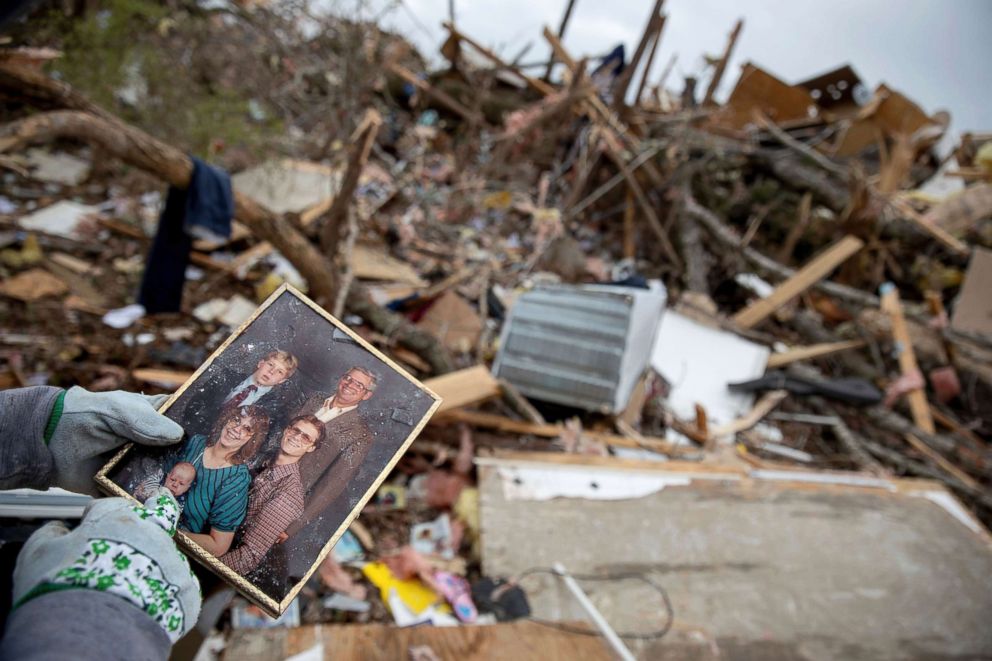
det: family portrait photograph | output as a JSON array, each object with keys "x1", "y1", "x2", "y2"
[{"x1": 97, "y1": 285, "x2": 441, "y2": 615}]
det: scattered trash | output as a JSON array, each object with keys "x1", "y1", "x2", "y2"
[
  {"x1": 102, "y1": 304, "x2": 146, "y2": 329},
  {"x1": 18, "y1": 200, "x2": 101, "y2": 240}
]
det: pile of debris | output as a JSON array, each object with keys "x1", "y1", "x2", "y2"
[{"x1": 1, "y1": 0, "x2": 991, "y2": 653}]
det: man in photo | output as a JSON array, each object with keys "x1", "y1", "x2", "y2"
[
  {"x1": 282, "y1": 366, "x2": 379, "y2": 540},
  {"x1": 170, "y1": 349, "x2": 300, "y2": 436},
  {"x1": 219, "y1": 416, "x2": 325, "y2": 574}
]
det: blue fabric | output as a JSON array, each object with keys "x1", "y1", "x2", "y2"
[
  {"x1": 138, "y1": 157, "x2": 232, "y2": 313},
  {"x1": 175, "y1": 434, "x2": 250, "y2": 534}
]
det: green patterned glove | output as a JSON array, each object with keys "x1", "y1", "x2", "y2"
[{"x1": 12, "y1": 488, "x2": 201, "y2": 642}]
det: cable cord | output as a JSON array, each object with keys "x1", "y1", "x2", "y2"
[{"x1": 515, "y1": 567, "x2": 675, "y2": 640}]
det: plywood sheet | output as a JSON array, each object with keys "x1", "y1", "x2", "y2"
[{"x1": 222, "y1": 621, "x2": 611, "y2": 660}]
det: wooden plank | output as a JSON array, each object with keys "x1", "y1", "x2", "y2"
[
  {"x1": 223, "y1": 621, "x2": 612, "y2": 661},
  {"x1": 436, "y1": 409, "x2": 697, "y2": 456},
  {"x1": 766, "y1": 339, "x2": 866, "y2": 368},
  {"x1": 702, "y1": 18, "x2": 744, "y2": 106},
  {"x1": 485, "y1": 449, "x2": 744, "y2": 476},
  {"x1": 132, "y1": 368, "x2": 193, "y2": 388},
  {"x1": 888, "y1": 196, "x2": 970, "y2": 256},
  {"x1": 732, "y1": 235, "x2": 864, "y2": 329},
  {"x1": 879, "y1": 282, "x2": 935, "y2": 434},
  {"x1": 904, "y1": 433, "x2": 981, "y2": 491},
  {"x1": 443, "y1": 22, "x2": 556, "y2": 96},
  {"x1": 385, "y1": 61, "x2": 483, "y2": 125},
  {"x1": 424, "y1": 365, "x2": 501, "y2": 414}
]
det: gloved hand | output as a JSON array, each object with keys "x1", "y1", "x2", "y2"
[
  {"x1": 12, "y1": 487, "x2": 201, "y2": 642},
  {"x1": 49, "y1": 387, "x2": 184, "y2": 495}
]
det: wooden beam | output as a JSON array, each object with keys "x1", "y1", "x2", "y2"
[
  {"x1": 600, "y1": 132, "x2": 681, "y2": 267},
  {"x1": 634, "y1": 15, "x2": 666, "y2": 106},
  {"x1": 385, "y1": 61, "x2": 483, "y2": 125},
  {"x1": 766, "y1": 339, "x2": 866, "y2": 369},
  {"x1": 887, "y1": 196, "x2": 970, "y2": 257},
  {"x1": 543, "y1": 0, "x2": 579, "y2": 81},
  {"x1": 732, "y1": 235, "x2": 864, "y2": 329},
  {"x1": 879, "y1": 283, "x2": 935, "y2": 434},
  {"x1": 443, "y1": 22, "x2": 556, "y2": 96},
  {"x1": 320, "y1": 109, "x2": 382, "y2": 253},
  {"x1": 702, "y1": 18, "x2": 743, "y2": 106},
  {"x1": 612, "y1": 1, "x2": 665, "y2": 108},
  {"x1": 436, "y1": 409, "x2": 696, "y2": 456},
  {"x1": 904, "y1": 433, "x2": 981, "y2": 491},
  {"x1": 424, "y1": 365, "x2": 501, "y2": 414}
]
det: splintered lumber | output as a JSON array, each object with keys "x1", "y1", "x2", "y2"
[
  {"x1": 685, "y1": 195, "x2": 881, "y2": 310},
  {"x1": 634, "y1": 15, "x2": 666, "y2": 105},
  {"x1": 904, "y1": 433, "x2": 981, "y2": 491},
  {"x1": 424, "y1": 365, "x2": 501, "y2": 414},
  {"x1": 599, "y1": 131, "x2": 681, "y2": 267},
  {"x1": 384, "y1": 61, "x2": 483, "y2": 125},
  {"x1": 435, "y1": 409, "x2": 696, "y2": 456},
  {"x1": 320, "y1": 109, "x2": 382, "y2": 253},
  {"x1": 777, "y1": 191, "x2": 813, "y2": 264},
  {"x1": 710, "y1": 389, "x2": 788, "y2": 439},
  {"x1": 702, "y1": 18, "x2": 743, "y2": 106},
  {"x1": 732, "y1": 235, "x2": 864, "y2": 329},
  {"x1": 543, "y1": 0, "x2": 578, "y2": 80},
  {"x1": 888, "y1": 196, "x2": 970, "y2": 257},
  {"x1": 612, "y1": 0, "x2": 665, "y2": 108},
  {"x1": 443, "y1": 22, "x2": 555, "y2": 97},
  {"x1": 766, "y1": 339, "x2": 866, "y2": 369},
  {"x1": 879, "y1": 283, "x2": 935, "y2": 434}
]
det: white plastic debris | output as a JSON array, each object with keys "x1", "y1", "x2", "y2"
[{"x1": 102, "y1": 303, "x2": 146, "y2": 329}]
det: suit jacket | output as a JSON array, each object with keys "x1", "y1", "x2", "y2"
[
  {"x1": 168, "y1": 364, "x2": 300, "y2": 437},
  {"x1": 282, "y1": 392, "x2": 373, "y2": 538}
]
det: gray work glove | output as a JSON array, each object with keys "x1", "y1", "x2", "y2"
[
  {"x1": 12, "y1": 488, "x2": 201, "y2": 642},
  {"x1": 50, "y1": 387, "x2": 184, "y2": 495}
]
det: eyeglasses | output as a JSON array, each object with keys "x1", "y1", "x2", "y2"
[
  {"x1": 286, "y1": 425, "x2": 318, "y2": 445},
  {"x1": 341, "y1": 374, "x2": 372, "y2": 391}
]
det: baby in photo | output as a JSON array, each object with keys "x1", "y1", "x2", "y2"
[{"x1": 136, "y1": 461, "x2": 197, "y2": 510}]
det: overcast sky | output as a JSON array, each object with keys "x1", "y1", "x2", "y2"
[{"x1": 361, "y1": 0, "x2": 990, "y2": 138}]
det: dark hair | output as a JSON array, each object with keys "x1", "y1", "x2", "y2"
[
  {"x1": 285, "y1": 415, "x2": 326, "y2": 449},
  {"x1": 206, "y1": 405, "x2": 271, "y2": 465}
]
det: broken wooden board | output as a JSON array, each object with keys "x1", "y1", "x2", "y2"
[
  {"x1": 132, "y1": 368, "x2": 194, "y2": 389},
  {"x1": 880, "y1": 283, "x2": 935, "y2": 434},
  {"x1": 766, "y1": 339, "x2": 866, "y2": 368},
  {"x1": 351, "y1": 244, "x2": 426, "y2": 287},
  {"x1": 221, "y1": 621, "x2": 611, "y2": 661},
  {"x1": 709, "y1": 63, "x2": 818, "y2": 132},
  {"x1": 951, "y1": 247, "x2": 992, "y2": 335},
  {"x1": 416, "y1": 291, "x2": 483, "y2": 354},
  {"x1": 0, "y1": 268, "x2": 67, "y2": 301},
  {"x1": 732, "y1": 235, "x2": 864, "y2": 329},
  {"x1": 424, "y1": 365, "x2": 501, "y2": 414},
  {"x1": 436, "y1": 409, "x2": 696, "y2": 456}
]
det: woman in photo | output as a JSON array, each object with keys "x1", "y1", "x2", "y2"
[
  {"x1": 220, "y1": 415, "x2": 325, "y2": 575},
  {"x1": 178, "y1": 405, "x2": 270, "y2": 556}
]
